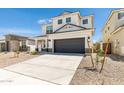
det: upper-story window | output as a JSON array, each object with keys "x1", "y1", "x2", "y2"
[
  {"x1": 46, "y1": 26, "x2": 53, "y2": 34},
  {"x1": 118, "y1": 12, "x2": 124, "y2": 20},
  {"x1": 66, "y1": 17, "x2": 71, "y2": 23},
  {"x1": 58, "y1": 19, "x2": 62, "y2": 24},
  {"x1": 82, "y1": 19, "x2": 88, "y2": 24}
]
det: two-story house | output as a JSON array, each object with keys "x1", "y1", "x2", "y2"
[
  {"x1": 102, "y1": 9, "x2": 124, "y2": 56},
  {"x1": 36, "y1": 11, "x2": 94, "y2": 53}
]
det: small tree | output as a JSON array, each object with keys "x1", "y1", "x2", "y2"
[
  {"x1": 87, "y1": 39, "x2": 94, "y2": 67},
  {"x1": 99, "y1": 39, "x2": 110, "y2": 73},
  {"x1": 95, "y1": 49, "x2": 104, "y2": 66}
]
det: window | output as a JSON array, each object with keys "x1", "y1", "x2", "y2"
[
  {"x1": 66, "y1": 17, "x2": 71, "y2": 23},
  {"x1": 58, "y1": 19, "x2": 62, "y2": 24},
  {"x1": 21, "y1": 40, "x2": 26, "y2": 48},
  {"x1": 46, "y1": 26, "x2": 53, "y2": 34},
  {"x1": 118, "y1": 12, "x2": 124, "y2": 19},
  {"x1": 82, "y1": 19, "x2": 88, "y2": 24}
]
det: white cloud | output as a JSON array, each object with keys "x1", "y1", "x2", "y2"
[
  {"x1": 38, "y1": 19, "x2": 47, "y2": 24},
  {"x1": 38, "y1": 18, "x2": 52, "y2": 25},
  {"x1": 48, "y1": 19, "x2": 52, "y2": 23}
]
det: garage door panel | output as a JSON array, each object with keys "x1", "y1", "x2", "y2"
[{"x1": 54, "y1": 38, "x2": 85, "y2": 53}]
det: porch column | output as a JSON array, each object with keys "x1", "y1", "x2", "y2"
[
  {"x1": 85, "y1": 36, "x2": 88, "y2": 52},
  {"x1": 51, "y1": 39, "x2": 54, "y2": 53},
  {"x1": 35, "y1": 39, "x2": 38, "y2": 49},
  {"x1": 5, "y1": 41, "x2": 8, "y2": 52},
  {"x1": 0, "y1": 43, "x2": 1, "y2": 52},
  {"x1": 45, "y1": 39, "x2": 48, "y2": 48}
]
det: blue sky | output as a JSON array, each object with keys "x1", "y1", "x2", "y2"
[{"x1": 0, "y1": 8, "x2": 117, "y2": 42}]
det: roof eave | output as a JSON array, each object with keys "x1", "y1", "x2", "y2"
[
  {"x1": 101, "y1": 9, "x2": 124, "y2": 32},
  {"x1": 111, "y1": 26, "x2": 124, "y2": 35}
]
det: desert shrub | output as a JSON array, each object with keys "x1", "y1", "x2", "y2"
[
  {"x1": 16, "y1": 51, "x2": 20, "y2": 54},
  {"x1": 93, "y1": 42, "x2": 101, "y2": 53},
  {"x1": 97, "y1": 49, "x2": 104, "y2": 57},
  {"x1": 30, "y1": 51, "x2": 38, "y2": 55},
  {"x1": 96, "y1": 49, "x2": 104, "y2": 65},
  {"x1": 13, "y1": 50, "x2": 20, "y2": 54}
]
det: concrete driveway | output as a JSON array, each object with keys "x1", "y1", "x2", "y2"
[{"x1": 1, "y1": 54, "x2": 83, "y2": 85}]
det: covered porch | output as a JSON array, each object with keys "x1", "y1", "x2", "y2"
[{"x1": 36, "y1": 35, "x2": 53, "y2": 52}]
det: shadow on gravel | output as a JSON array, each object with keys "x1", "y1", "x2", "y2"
[
  {"x1": 78, "y1": 67, "x2": 98, "y2": 72},
  {"x1": 108, "y1": 54, "x2": 124, "y2": 62}
]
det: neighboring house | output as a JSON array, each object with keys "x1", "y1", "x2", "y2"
[
  {"x1": 102, "y1": 9, "x2": 124, "y2": 56},
  {"x1": 36, "y1": 11, "x2": 94, "y2": 53},
  {"x1": 0, "y1": 37, "x2": 6, "y2": 52},
  {"x1": 0, "y1": 34, "x2": 35, "y2": 52}
]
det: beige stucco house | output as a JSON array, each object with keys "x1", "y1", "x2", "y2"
[
  {"x1": 102, "y1": 9, "x2": 124, "y2": 56},
  {"x1": 36, "y1": 11, "x2": 94, "y2": 53},
  {"x1": 0, "y1": 34, "x2": 35, "y2": 52}
]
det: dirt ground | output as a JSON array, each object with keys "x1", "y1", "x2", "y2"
[
  {"x1": 0, "y1": 52, "x2": 39, "y2": 68},
  {"x1": 70, "y1": 54, "x2": 124, "y2": 85}
]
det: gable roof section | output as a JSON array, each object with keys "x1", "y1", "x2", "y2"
[
  {"x1": 53, "y1": 24, "x2": 89, "y2": 33},
  {"x1": 52, "y1": 11, "x2": 81, "y2": 19},
  {"x1": 35, "y1": 35, "x2": 47, "y2": 37},
  {"x1": 5, "y1": 34, "x2": 28, "y2": 40},
  {"x1": 111, "y1": 25, "x2": 124, "y2": 35},
  {"x1": 59, "y1": 11, "x2": 73, "y2": 16}
]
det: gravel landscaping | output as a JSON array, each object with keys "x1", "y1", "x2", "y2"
[
  {"x1": 0, "y1": 52, "x2": 39, "y2": 68},
  {"x1": 70, "y1": 54, "x2": 124, "y2": 85}
]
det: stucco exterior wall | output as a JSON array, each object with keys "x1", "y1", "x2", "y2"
[
  {"x1": 48, "y1": 30, "x2": 92, "y2": 40},
  {"x1": 110, "y1": 29, "x2": 124, "y2": 56},
  {"x1": 41, "y1": 12, "x2": 94, "y2": 35},
  {"x1": 102, "y1": 10, "x2": 124, "y2": 42},
  {"x1": 26, "y1": 39, "x2": 36, "y2": 52},
  {"x1": 48, "y1": 29, "x2": 93, "y2": 50},
  {"x1": 52, "y1": 13, "x2": 81, "y2": 31},
  {"x1": 102, "y1": 10, "x2": 124, "y2": 56},
  {"x1": 37, "y1": 29, "x2": 93, "y2": 51},
  {"x1": 81, "y1": 16, "x2": 93, "y2": 28}
]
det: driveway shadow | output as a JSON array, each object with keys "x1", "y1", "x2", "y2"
[{"x1": 48, "y1": 53, "x2": 84, "y2": 57}]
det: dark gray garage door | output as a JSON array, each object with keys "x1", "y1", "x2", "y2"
[{"x1": 54, "y1": 38, "x2": 85, "y2": 53}]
